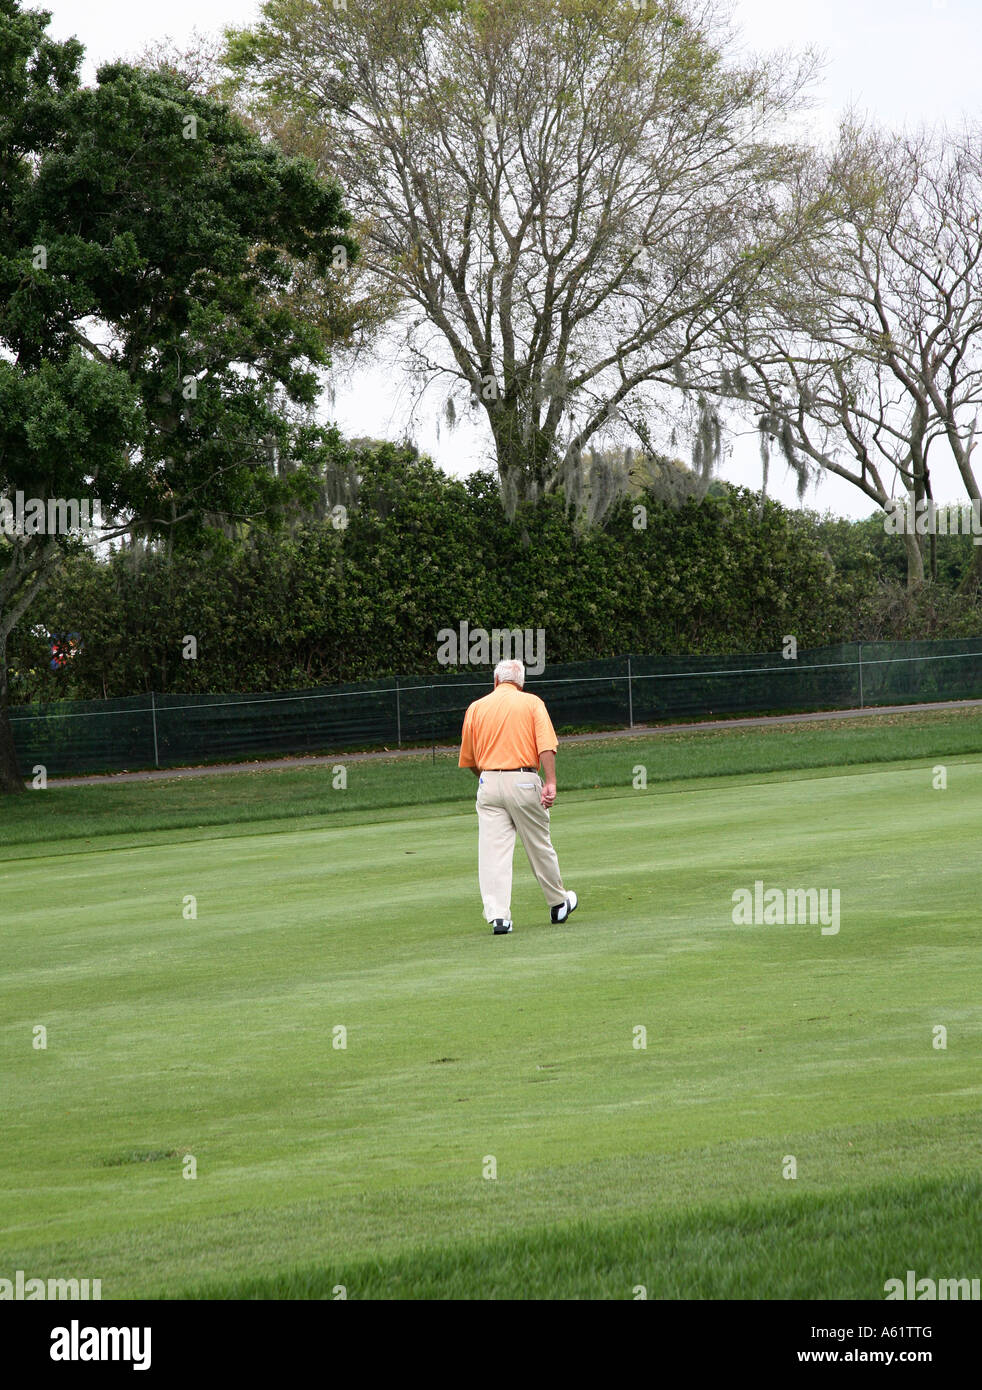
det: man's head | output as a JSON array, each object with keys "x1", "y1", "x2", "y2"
[{"x1": 493, "y1": 658, "x2": 525, "y2": 689}]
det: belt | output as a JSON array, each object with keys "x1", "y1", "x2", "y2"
[{"x1": 484, "y1": 766, "x2": 538, "y2": 773}]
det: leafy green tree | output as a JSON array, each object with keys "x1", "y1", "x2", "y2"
[{"x1": 0, "y1": 0, "x2": 356, "y2": 791}]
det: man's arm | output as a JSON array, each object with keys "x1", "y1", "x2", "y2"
[
  {"x1": 458, "y1": 708, "x2": 479, "y2": 775},
  {"x1": 539, "y1": 749, "x2": 557, "y2": 807}
]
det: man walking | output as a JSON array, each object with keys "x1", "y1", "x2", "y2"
[{"x1": 458, "y1": 658, "x2": 577, "y2": 935}]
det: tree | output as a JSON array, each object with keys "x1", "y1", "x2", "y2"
[
  {"x1": 223, "y1": 0, "x2": 819, "y2": 513},
  {"x1": 0, "y1": 0, "x2": 356, "y2": 792},
  {"x1": 130, "y1": 28, "x2": 394, "y2": 362},
  {"x1": 710, "y1": 120, "x2": 982, "y2": 588}
]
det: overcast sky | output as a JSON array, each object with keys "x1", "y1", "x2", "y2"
[{"x1": 41, "y1": 0, "x2": 982, "y2": 517}]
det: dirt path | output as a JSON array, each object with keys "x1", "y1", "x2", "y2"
[{"x1": 46, "y1": 696, "x2": 982, "y2": 788}]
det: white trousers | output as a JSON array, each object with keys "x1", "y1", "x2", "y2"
[{"x1": 475, "y1": 770, "x2": 566, "y2": 921}]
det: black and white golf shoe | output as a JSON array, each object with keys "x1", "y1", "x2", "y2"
[
  {"x1": 550, "y1": 890, "x2": 578, "y2": 925},
  {"x1": 492, "y1": 918, "x2": 513, "y2": 935}
]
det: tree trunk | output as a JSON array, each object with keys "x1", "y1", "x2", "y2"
[
  {"x1": 903, "y1": 528, "x2": 925, "y2": 588},
  {"x1": 0, "y1": 631, "x2": 25, "y2": 794},
  {"x1": 488, "y1": 402, "x2": 558, "y2": 518}
]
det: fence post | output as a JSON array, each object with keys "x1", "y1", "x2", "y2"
[
  {"x1": 627, "y1": 655, "x2": 634, "y2": 729},
  {"x1": 858, "y1": 644, "x2": 864, "y2": 710},
  {"x1": 395, "y1": 679, "x2": 402, "y2": 748},
  {"x1": 150, "y1": 690, "x2": 160, "y2": 768}
]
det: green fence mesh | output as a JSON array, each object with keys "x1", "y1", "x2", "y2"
[{"x1": 9, "y1": 638, "x2": 982, "y2": 778}]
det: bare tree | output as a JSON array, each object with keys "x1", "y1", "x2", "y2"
[
  {"x1": 224, "y1": 0, "x2": 819, "y2": 513},
  {"x1": 711, "y1": 120, "x2": 982, "y2": 587},
  {"x1": 127, "y1": 28, "x2": 229, "y2": 94}
]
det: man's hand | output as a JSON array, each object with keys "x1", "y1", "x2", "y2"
[{"x1": 539, "y1": 750, "x2": 557, "y2": 807}]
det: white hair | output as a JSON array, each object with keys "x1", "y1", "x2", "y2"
[{"x1": 494, "y1": 658, "x2": 525, "y2": 687}]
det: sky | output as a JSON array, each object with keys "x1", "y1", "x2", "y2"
[{"x1": 39, "y1": 0, "x2": 982, "y2": 517}]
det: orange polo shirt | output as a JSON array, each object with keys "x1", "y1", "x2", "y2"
[{"x1": 458, "y1": 681, "x2": 558, "y2": 771}]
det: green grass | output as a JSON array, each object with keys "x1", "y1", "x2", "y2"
[
  {"x1": 184, "y1": 1174, "x2": 981, "y2": 1300},
  {"x1": 5, "y1": 703, "x2": 982, "y2": 851},
  {"x1": 1, "y1": 710, "x2": 981, "y2": 1298}
]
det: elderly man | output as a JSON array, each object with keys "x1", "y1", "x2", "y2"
[{"x1": 458, "y1": 658, "x2": 577, "y2": 935}]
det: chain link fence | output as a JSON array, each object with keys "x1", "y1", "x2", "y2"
[{"x1": 9, "y1": 637, "x2": 982, "y2": 777}]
